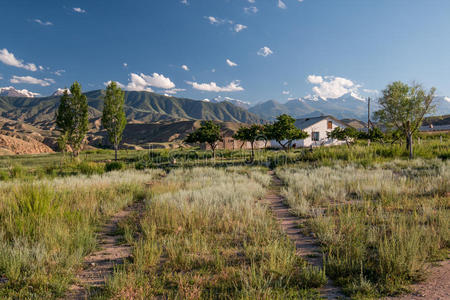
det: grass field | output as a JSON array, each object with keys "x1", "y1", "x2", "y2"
[
  {"x1": 0, "y1": 170, "x2": 161, "y2": 299},
  {"x1": 102, "y1": 167, "x2": 325, "y2": 299},
  {"x1": 0, "y1": 136, "x2": 449, "y2": 299},
  {"x1": 277, "y1": 159, "x2": 449, "y2": 298}
]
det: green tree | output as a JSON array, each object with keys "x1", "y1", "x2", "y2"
[
  {"x1": 185, "y1": 121, "x2": 222, "y2": 158},
  {"x1": 265, "y1": 114, "x2": 309, "y2": 151},
  {"x1": 328, "y1": 127, "x2": 359, "y2": 147},
  {"x1": 358, "y1": 128, "x2": 385, "y2": 143},
  {"x1": 55, "y1": 82, "x2": 89, "y2": 157},
  {"x1": 374, "y1": 81, "x2": 436, "y2": 158},
  {"x1": 102, "y1": 81, "x2": 127, "y2": 161},
  {"x1": 233, "y1": 124, "x2": 264, "y2": 161}
]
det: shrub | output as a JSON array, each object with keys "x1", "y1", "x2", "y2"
[
  {"x1": 77, "y1": 162, "x2": 104, "y2": 176},
  {"x1": 9, "y1": 165, "x2": 25, "y2": 179},
  {"x1": 105, "y1": 161, "x2": 124, "y2": 172}
]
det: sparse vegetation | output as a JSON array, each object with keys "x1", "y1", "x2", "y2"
[
  {"x1": 102, "y1": 167, "x2": 325, "y2": 299},
  {"x1": 277, "y1": 160, "x2": 449, "y2": 298},
  {"x1": 0, "y1": 170, "x2": 161, "y2": 298},
  {"x1": 0, "y1": 134, "x2": 448, "y2": 299}
]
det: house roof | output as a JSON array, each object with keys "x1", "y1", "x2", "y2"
[{"x1": 294, "y1": 115, "x2": 349, "y2": 130}]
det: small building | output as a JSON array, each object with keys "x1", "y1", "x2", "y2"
[
  {"x1": 270, "y1": 115, "x2": 350, "y2": 148},
  {"x1": 201, "y1": 136, "x2": 267, "y2": 150}
]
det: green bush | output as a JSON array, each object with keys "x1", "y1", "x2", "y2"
[
  {"x1": 105, "y1": 161, "x2": 124, "y2": 172},
  {"x1": 0, "y1": 169, "x2": 9, "y2": 181},
  {"x1": 77, "y1": 162, "x2": 104, "y2": 176},
  {"x1": 9, "y1": 165, "x2": 25, "y2": 179}
]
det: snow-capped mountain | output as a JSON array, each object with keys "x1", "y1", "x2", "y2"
[
  {"x1": 249, "y1": 93, "x2": 373, "y2": 120},
  {"x1": 52, "y1": 88, "x2": 71, "y2": 96},
  {"x1": 210, "y1": 96, "x2": 251, "y2": 109},
  {"x1": 0, "y1": 86, "x2": 40, "y2": 98},
  {"x1": 249, "y1": 93, "x2": 450, "y2": 121}
]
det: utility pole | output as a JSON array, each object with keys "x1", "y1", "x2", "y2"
[{"x1": 367, "y1": 97, "x2": 371, "y2": 146}]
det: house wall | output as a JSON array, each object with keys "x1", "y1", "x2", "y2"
[
  {"x1": 201, "y1": 137, "x2": 268, "y2": 150},
  {"x1": 270, "y1": 117, "x2": 347, "y2": 148}
]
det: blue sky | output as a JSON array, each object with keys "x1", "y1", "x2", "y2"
[{"x1": 1, "y1": 0, "x2": 450, "y2": 103}]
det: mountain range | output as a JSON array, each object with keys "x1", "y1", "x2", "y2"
[
  {"x1": 1, "y1": 87, "x2": 449, "y2": 124},
  {"x1": 0, "y1": 89, "x2": 261, "y2": 125},
  {"x1": 249, "y1": 94, "x2": 450, "y2": 121}
]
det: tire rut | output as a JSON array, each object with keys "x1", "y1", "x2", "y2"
[
  {"x1": 263, "y1": 171, "x2": 345, "y2": 299},
  {"x1": 65, "y1": 201, "x2": 144, "y2": 299}
]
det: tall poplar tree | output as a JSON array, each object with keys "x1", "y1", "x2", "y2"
[
  {"x1": 102, "y1": 81, "x2": 127, "y2": 160},
  {"x1": 56, "y1": 81, "x2": 89, "y2": 157}
]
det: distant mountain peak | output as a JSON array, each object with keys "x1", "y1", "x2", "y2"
[
  {"x1": 52, "y1": 88, "x2": 71, "y2": 96},
  {"x1": 211, "y1": 96, "x2": 251, "y2": 109},
  {"x1": 0, "y1": 86, "x2": 40, "y2": 98}
]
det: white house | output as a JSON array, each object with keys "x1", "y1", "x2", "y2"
[{"x1": 270, "y1": 115, "x2": 350, "y2": 148}]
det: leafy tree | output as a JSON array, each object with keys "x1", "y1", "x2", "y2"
[
  {"x1": 56, "y1": 82, "x2": 89, "y2": 157},
  {"x1": 102, "y1": 81, "x2": 127, "y2": 161},
  {"x1": 233, "y1": 124, "x2": 264, "y2": 161},
  {"x1": 374, "y1": 81, "x2": 436, "y2": 158},
  {"x1": 185, "y1": 121, "x2": 222, "y2": 158},
  {"x1": 328, "y1": 127, "x2": 359, "y2": 147},
  {"x1": 265, "y1": 114, "x2": 309, "y2": 151},
  {"x1": 358, "y1": 128, "x2": 385, "y2": 143}
]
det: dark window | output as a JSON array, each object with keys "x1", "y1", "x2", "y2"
[
  {"x1": 327, "y1": 121, "x2": 333, "y2": 129},
  {"x1": 312, "y1": 132, "x2": 320, "y2": 141}
]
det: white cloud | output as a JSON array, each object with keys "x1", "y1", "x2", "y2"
[
  {"x1": 53, "y1": 69, "x2": 65, "y2": 76},
  {"x1": 211, "y1": 69, "x2": 216, "y2": 73},
  {"x1": 181, "y1": 0, "x2": 188, "y2": 5},
  {"x1": 244, "y1": 6, "x2": 258, "y2": 14},
  {"x1": 362, "y1": 89, "x2": 379, "y2": 94},
  {"x1": 226, "y1": 59, "x2": 238, "y2": 67},
  {"x1": 104, "y1": 80, "x2": 125, "y2": 89},
  {"x1": 0, "y1": 74, "x2": 3, "y2": 80},
  {"x1": 34, "y1": 19, "x2": 53, "y2": 26},
  {"x1": 73, "y1": 7, "x2": 86, "y2": 13},
  {"x1": 127, "y1": 73, "x2": 153, "y2": 92},
  {"x1": 181, "y1": 64, "x2": 189, "y2": 71},
  {"x1": 205, "y1": 16, "x2": 223, "y2": 25},
  {"x1": 282, "y1": 91, "x2": 290, "y2": 95},
  {"x1": 257, "y1": 46, "x2": 273, "y2": 57},
  {"x1": 10, "y1": 75, "x2": 54, "y2": 87},
  {"x1": 123, "y1": 62, "x2": 128, "y2": 67},
  {"x1": 248, "y1": 0, "x2": 256, "y2": 3},
  {"x1": 126, "y1": 72, "x2": 175, "y2": 92},
  {"x1": 187, "y1": 80, "x2": 244, "y2": 92},
  {"x1": 140, "y1": 73, "x2": 175, "y2": 89},
  {"x1": 307, "y1": 75, "x2": 363, "y2": 100},
  {"x1": 278, "y1": 0, "x2": 287, "y2": 9},
  {"x1": 164, "y1": 88, "x2": 186, "y2": 95},
  {"x1": 307, "y1": 75, "x2": 323, "y2": 84},
  {"x1": 0, "y1": 48, "x2": 38, "y2": 71},
  {"x1": 444, "y1": 96, "x2": 450, "y2": 103},
  {"x1": 234, "y1": 24, "x2": 247, "y2": 32}
]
